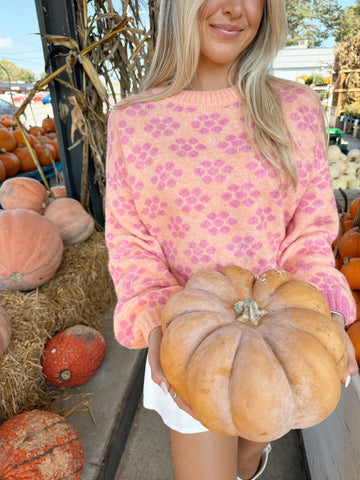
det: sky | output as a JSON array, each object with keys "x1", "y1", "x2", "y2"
[{"x1": 0, "y1": 0, "x2": 358, "y2": 79}]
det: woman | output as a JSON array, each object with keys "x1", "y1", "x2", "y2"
[{"x1": 105, "y1": 1, "x2": 358, "y2": 479}]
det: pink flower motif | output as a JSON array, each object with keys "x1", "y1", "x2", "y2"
[
  {"x1": 174, "y1": 188, "x2": 210, "y2": 213},
  {"x1": 125, "y1": 103, "x2": 156, "y2": 116},
  {"x1": 184, "y1": 239, "x2": 216, "y2": 264},
  {"x1": 151, "y1": 162, "x2": 183, "y2": 190},
  {"x1": 296, "y1": 238, "x2": 330, "y2": 257},
  {"x1": 116, "y1": 315, "x2": 135, "y2": 347},
  {"x1": 113, "y1": 195, "x2": 137, "y2": 217},
  {"x1": 298, "y1": 193, "x2": 325, "y2": 215},
  {"x1": 267, "y1": 231, "x2": 282, "y2": 248},
  {"x1": 176, "y1": 265, "x2": 193, "y2": 285},
  {"x1": 201, "y1": 211, "x2": 237, "y2": 235},
  {"x1": 169, "y1": 137, "x2": 206, "y2": 157},
  {"x1": 278, "y1": 85, "x2": 305, "y2": 103},
  {"x1": 168, "y1": 216, "x2": 191, "y2": 239},
  {"x1": 248, "y1": 207, "x2": 276, "y2": 231},
  {"x1": 166, "y1": 103, "x2": 196, "y2": 113},
  {"x1": 245, "y1": 154, "x2": 278, "y2": 179},
  {"x1": 162, "y1": 240, "x2": 179, "y2": 262},
  {"x1": 194, "y1": 159, "x2": 233, "y2": 184},
  {"x1": 253, "y1": 258, "x2": 276, "y2": 275},
  {"x1": 221, "y1": 182, "x2": 260, "y2": 208},
  {"x1": 191, "y1": 113, "x2": 229, "y2": 134},
  {"x1": 144, "y1": 117, "x2": 181, "y2": 137},
  {"x1": 289, "y1": 105, "x2": 320, "y2": 133},
  {"x1": 126, "y1": 143, "x2": 158, "y2": 169},
  {"x1": 141, "y1": 197, "x2": 168, "y2": 219},
  {"x1": 226, "y1": 235, "x2": 263, "y2": 258},
  {"x1": 107, "y1": 157, "x2": 127, "y2": 191},
  {"x1": 218, "y1": 133, "x2": 251, "y2": 154}
]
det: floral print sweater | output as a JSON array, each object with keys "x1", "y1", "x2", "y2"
[{"x1": 105, "y1": 80, "x2": 356, "y2": 349}]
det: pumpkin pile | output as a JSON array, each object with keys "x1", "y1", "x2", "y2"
[
  {"x1": 0, "y1": 409, "x2": 84, "y2": 480},
  {"x1": 0, "y1": 115, "x2": 59, "y2": 180},
  {"x1": 329, "y1": 146, "x2": 360, "y2": 190},
  {"x1": 333, "y1": 194, "x2": 360, "y2": 366},
  {"x1": 160, "y1": 265, "x2": 347, "y2": 442}
]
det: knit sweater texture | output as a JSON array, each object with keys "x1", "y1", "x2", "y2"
[{"x1": 105, "y1": 80, "x2": 356, "y2": 349}]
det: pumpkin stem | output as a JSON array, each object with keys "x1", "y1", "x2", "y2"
[
  {"x1": 59, "y1": 369, "x2": 72, "y2": 381},
  {"x1": 234, "y1": 299, "x2": 267, "y2": 326}
]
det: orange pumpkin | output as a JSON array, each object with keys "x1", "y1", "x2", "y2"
[
  {"x1": 0, "y1": 209, "x2": 63, "y2": 291},
  {"x1": 0, "y1": 149, "x2": 20, "y2": 178},
  {"x1": 0, "y1": 114, "x2": 16, "y2": 128},
  {"x1": 44, "y1": 197, "x2": 95, "y2": 244},
  {"x1": 0, "y1": 409, "x2": 84, "y2": 479},
  {"x1": 42, "y1": 115, "x2": 56, "y2": 133},
  {"x1": 41, "y1": 325, "x2": 106, "y2": 387},
  {"x1": 347, "y1": 320, "x2": 360, "y2": 365},
  {"x1": 50, "y1": 185, "x2": 67, "y2": 198},
  {"x1": 160, "y1": 266, "x2": 347, "y2": 442},
  {"x1": 349, "y1": 197, "x2": 360, "y2": 219},
  {"x1": 0, "y1": 177, "x2": 49, "y2": 214},
  {"x1": 339, "y1": 226, "x2": 360, "y2": 260},
  {"x1": 352, "y1": 290, "x2": 360, "y2": 321},
  {"x1": 28, "y1": 125, "x2": 44, "y2": 137},
  {"x1": 0, "y1": 159, "x2": 6, "y2": 182},
  {"x1": 12, "y1": 144, "x2": 36, "y2": 172},
  {"x1": 33, "y1": 142, "x2": 55, "y2": 167},
  {"x1": 0, "y1": 306, "x2": 11, "y2": 356},
  {"x1": 340, "y1": 258, "x2": 360, "y2": 290},
  {"x1": 0, "y1": 129, "x2": 16, "y2": 152}
]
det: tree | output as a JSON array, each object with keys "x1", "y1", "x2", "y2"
[
  {"x1": 0, "y1": 60, "x2": 36, "y2": 83},
  {"x1": 286, "y1": 0, "x2": 343, "y2": 47},
  {"x1": 334, "y1": 1, "x2": 360, "y2": 43}
]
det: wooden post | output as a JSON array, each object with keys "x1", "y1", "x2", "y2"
[{"x1": 336, "y1": 72, "x2": 346, "y2": 118}]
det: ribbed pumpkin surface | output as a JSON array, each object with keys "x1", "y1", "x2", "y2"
[
  {"x1": 41, "y1": 325, "x2": 106, "y2": 387},
  {"x1": 0, "y1": 177, "x2": 49, "y2": 214},
  {"x1": 160, "y1": 266, "x2": 347, "y2": 442},
  {"x1": 0, "y1": 409, "x2": 84, "y2": 480},
  {"x1": 0, "y1": 209, "x2": 63, "y2": 291}
]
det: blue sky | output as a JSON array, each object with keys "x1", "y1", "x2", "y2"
[{"x1": 0, "y1": 0, "x2": 358, "y2": 78}]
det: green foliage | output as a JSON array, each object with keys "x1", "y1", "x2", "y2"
[
  {"x1": 0, "y1": 60, "x2": 36, "y2": 83},
  {"x1": 304, "y1": 74, "x2": 326, "y2": 85},
  {"x1": 343, "y1": 103, "x2": 360, "y2": 119},
  {"x1": 334, "y1": 2, "x2": 360, "y2": 43}
]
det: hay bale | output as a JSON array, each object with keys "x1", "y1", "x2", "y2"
[{"x1": 0, "y1": 230, "x2": 116, "y2": 423}]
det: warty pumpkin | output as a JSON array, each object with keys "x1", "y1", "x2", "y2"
[
  {"x1": 0, "y1": 409, "x2": 84, "y2": 480},
  {"x1": 0, "y1": 176, "x2": 49, "y2": 214},
  {"x1": 41, "y1": 325, "x2": 106, "y2": 387},
  {"x1": 0, "y1": 306, "x2": 11, "y2": 356},
  {"x1": 44, "y1": 197, "x2": 95, "y2": 244},
  {"x1": 0, "y1": 209, "x2": 63, "y2": 291},
  {"x1": 160, "y1": 266, "x2": 347, "y2": 442}
]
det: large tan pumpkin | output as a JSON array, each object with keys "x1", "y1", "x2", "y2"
[
  {"x1": 0, "y1": 209, "x2": 63, "y2": 291},
  {"x1": 0, "y1": 177, "x2": 49, "y2": 214},
  {"x1": 44, "y1": 197, "x2": 95, "y2": 244},
  {"x1": 160, "y1": 266, "x2": 347, "y2": 442}
]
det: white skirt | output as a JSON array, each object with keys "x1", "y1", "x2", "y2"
[{"x1": 142, "y1": 357, "x2": 209, "y2": 434}]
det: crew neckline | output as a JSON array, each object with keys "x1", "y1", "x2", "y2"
[{"x1": 167, "y1": 85, "x2": 241, "y2": 106}]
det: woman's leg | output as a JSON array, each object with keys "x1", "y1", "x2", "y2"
[
  {"x1": 170, "y1": 429, "x2": 238, "y2": 480},
  {"x1": 237, "y1": 437, "x2": 269, "y2": 480}
]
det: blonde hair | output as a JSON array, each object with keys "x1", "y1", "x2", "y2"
[{"x1": 122, "y1": 0, "x2": 297, "y2": 184}]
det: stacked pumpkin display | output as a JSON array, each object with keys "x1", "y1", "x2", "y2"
[
  {"x1": 0, "y1": 115, "x2": 60, "y2": 180},
  {"x1": 333, "y1": 195, "x2": 360, "y2": 366}
]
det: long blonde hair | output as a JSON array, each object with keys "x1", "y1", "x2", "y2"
[{"x1": 122, "y1": 0, "x2": 297, "y2": 184}]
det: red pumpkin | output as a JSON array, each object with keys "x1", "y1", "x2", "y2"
[
  {"x1": 0, "y1": 409, "x2": 84, "y2": 479},
  {"x1": 0, "y1": 177, "x2": 49, "y2": 214},
  {"x1": 0, "y1": 306, "x2": 11, "y2": 356},
  {"x1": 41, "y1": 325, "x2": 106, "y2": 387},
  {"x1": 44, "y1": 197, "x2": 95, "y2": 244},
  {"x1": 0, "y1": 209, "x2": 63, "y2": 291}
]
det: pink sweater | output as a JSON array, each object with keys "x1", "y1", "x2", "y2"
[{"x1": 105, "y1": 80, "x2": 356, "y2": 349}]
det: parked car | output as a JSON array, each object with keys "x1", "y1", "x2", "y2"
[
  {"x1": 0, "y1": 98, "x2": 15, "y2": 117},
  {"x1": 42, "y1": 93, "x2": 51, "y2": 104}
]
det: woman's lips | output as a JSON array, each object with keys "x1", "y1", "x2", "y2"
[{"x1": 210, "y1": 24, "x2": 243, "y2": 40}]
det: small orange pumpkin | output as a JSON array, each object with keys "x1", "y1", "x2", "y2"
[
  {"x1": 12, "y1": 144, "x2": 36, "y2": 172},
  {"x1": 0, "y1": 209, "x2": 63, "y2": 291},
  {"x1": 160, "y1": 266, "x2": 347, "y2": 441},
  {"x1": 346, "y1": 320, "x2": 360, "y2": 365},
  {"x1": 0, "y1": 306, "x2": 11, "y2": 356},
  {"x1": 0, "y1": 129, "x2": 16, "y2": 152},
  {"x1": 33, "y1": 142, "x2": 55, "y2": 167},
  {"x1": 340, "y1": 258, "x2": 360, "y2": 290},
  {"x1": 339, "y1": 226, "x2": 360, "y2": 260},
  {"x1": 0, "y1": 409, "x2": 84, "y2": 479},
  {"x1": 42, "y1": 115, "x2": 56, "y2": 133},
  {"x1": 0, "y1": 159, "x2": 6, "y2": 182},
  {"x1": 0, "y1": 149, "x2": 21, "y2": 178},
  {"x1": 352, "y1": 290, "x2": 360, "y2": 321},
  {"x1": 0, "y1": 177, "x2": 49, "y2": 214},
  {"x1": 41, "y1": 325, "x2": 106, "y2": 387},
  {"x1": 44, "y1": 197, "x2": 95, "y2": 244},
  {"x1": 349, "y1": 197, "x2": 360, "y2": 219}
]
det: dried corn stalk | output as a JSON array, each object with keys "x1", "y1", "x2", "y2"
[{"x1": 333, "y1": 31, "x2": 360, "y2": 107}]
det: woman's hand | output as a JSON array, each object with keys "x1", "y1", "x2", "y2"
[
  {"x1": 148, "y1": 326, "x2": 198, "y2": 419},
  {"x1": 331, "y1": 314, "x2": 358, "y2": 387}
]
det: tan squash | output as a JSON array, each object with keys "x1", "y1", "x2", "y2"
[
  {"x1": 44, "y1": 197, "x2": 94, "y2": 244},
  {"x1": 160, "y1": 266, "x2": 347, "y2": 442},
  {"x1": 0, "y1": 177, "x2": 49, "y2": 214}
]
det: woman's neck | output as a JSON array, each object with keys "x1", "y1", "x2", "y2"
[{"x1": 187, "y1": 60, "x2": 235, "y2": 91}]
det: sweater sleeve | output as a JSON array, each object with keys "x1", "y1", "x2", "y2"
[
  {"x1": 105, "y1": 110, "x2": 183, "y2": 349},
  {"x1": 277, "y1": 118, "x2": 356, "y2": 326}
]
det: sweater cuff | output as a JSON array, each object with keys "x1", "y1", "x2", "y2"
[{"x1": 321, "y1": 290, "x2": 356, "y2": 327}]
